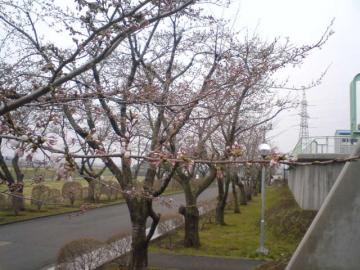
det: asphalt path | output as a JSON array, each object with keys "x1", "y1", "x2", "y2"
[{"x1": 0, "y1": 187, "x2": 218, "y2": 270}]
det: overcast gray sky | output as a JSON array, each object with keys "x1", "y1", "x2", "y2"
[{"x1": 218, "y1": 0, "x2": 360, "y2": 153}]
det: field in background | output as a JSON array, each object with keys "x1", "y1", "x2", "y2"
[{"x1": 0, "y1": 166, "x2": 177, "y2": 225}]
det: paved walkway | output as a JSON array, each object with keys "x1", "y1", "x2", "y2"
[{"x1": 149, "y1": 252, "x2": 266, "y2": 270}]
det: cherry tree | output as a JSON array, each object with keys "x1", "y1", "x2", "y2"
[
  {"x1": 0, "y1": 0, "x2": 200, "y2": 115},
  {"x1": 55, "y1": 7, "x2": 230, "y2": 269},
  {"x1": 207, "y1": 30, "x2": 332, "y2": 225}
]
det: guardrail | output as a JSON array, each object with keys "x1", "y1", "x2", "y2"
[{"x1": 292, "y1": 136, "x2": 359, "y2": 156}]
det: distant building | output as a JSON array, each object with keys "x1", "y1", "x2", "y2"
[{"x1": 334, "y1": 130, "x2": 358, "y2": 154}]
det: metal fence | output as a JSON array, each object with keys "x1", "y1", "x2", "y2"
[{"x1": 292, "y1": 136, "x2": 359, "y2": 155}]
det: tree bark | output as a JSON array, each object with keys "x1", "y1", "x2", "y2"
[
  {"x1": 215, "y1": 174, "x2": 230, "y2": 225},
  {"x1": 175, "y1": 165, "x2": 216, "y2": 248},
  {"x1": 179, "y1": 205, "x2": 200, "y2": 248},
  {"x1": 238, "y1": 181, "x2": 247, "y2": 205},
  {"x1": 87, "y1": 179, "x2": 96, "y2": 203},
  {"x1": 252, "y1": 178, "x2": 258, "y2": 196},
  {"x1": 177, "y1": 175, "x2": 200, "y2": 248},
  {"x1": 231, "y1": 176, "x2": 240, "y2": 213},
  {"x1": 128, "y1": 199, "x2": 149, "y2": 270},
  {"x1": 246, "y1": 181, "x2": 252, "y2": 201},
  {"x1": 129, "y1": 221, "x2": 148, "y2": 270},
  {"x1": 12, "y1": 154, "x2": 25, "y2": 211}
]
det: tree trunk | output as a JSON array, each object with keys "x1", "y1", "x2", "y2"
[
  {"x1": 12, "y1": 187, "x2": 25, "y2": 212},
  {"x1": 238, "y1": 181, "x2": 247, "y2": 205},
  {"x1": 231, "y1": 177, "x2": 240, "y2": 213},
  {"x1": 127, "y1": 197, "x2": 159, "y2": 270},
  {"x1": 246, "y1": 181, "x2": 252, "y2": 201},
  {"x1": 11, "y1": 192, "x2": 22, "y2": 215},
  {"x1": 129, "y1": 220, "x2": 148, "y2": 270},
  {"x1": 87, "y1": 179, "x2": 96, "y2": 202},
  {"x1": 179, "y1": 205, "x2": 200, "y2": 248},
  {"x1": 12, "y1": 153, "x2": 25, "y2": 211},
  {"x1": 252, "y1": 178, "x2": 258, "y2": 196},
  {"x1": 215, "y1": 174, "x2": 230, "y2": 225}
]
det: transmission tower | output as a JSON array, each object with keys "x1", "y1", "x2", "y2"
[{"x1": 299, "y1": 90, "x2": 310, "y2": 148}]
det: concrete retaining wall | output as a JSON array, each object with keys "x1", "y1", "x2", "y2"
[
  {"x1": 286, "y1": 143, "x2": 360, "y2": 270},
  {"x1": 288, "y1": 163, "x2": 344, "y2": 210}
]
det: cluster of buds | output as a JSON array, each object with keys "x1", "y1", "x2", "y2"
[
  {"x1": 0, "y1": 123, "x2": 9, "y2": 133},
  {"x1": 225, "y1": 143, "x2": 245, "y2": 157},
  {"x1": 176, "y1": 148, "x2": 186, "y2": 159},
  {"x1": 176, "y1": 148, "x2": 195, "y2": 171},
  {"x1": 148, "y1": 150, "x2": 172, "y2": 167},
  {"x1": 8, "y1": 182, "x2": 24, "y2": 193},
  {"x1": 268, "y1": 152, "x2": 286, "y2": 168}
]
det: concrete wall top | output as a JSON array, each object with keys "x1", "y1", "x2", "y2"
[{"x1": 296, "y1": 153, "x2": 349, "y2": 161}]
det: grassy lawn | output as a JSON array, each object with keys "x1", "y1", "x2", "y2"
[{"x1": 150, "y1": 185, "x2": 316, "y2": 262}]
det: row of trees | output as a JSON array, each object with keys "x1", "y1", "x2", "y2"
[{"x1": 0, "y1": 1, "x2": 331, "y2": 269}]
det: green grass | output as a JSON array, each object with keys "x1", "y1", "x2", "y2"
[{"x1": 150, "y1": 185, "x2": 316, "y2": 261}]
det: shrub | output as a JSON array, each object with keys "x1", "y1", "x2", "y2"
[
  {"x1": 31, "y1": 185, "x2": 51, "y2": 211},
  {"x1": 48, "y1": 188, "x2": 63, "y2": 204},
  {"x1": 266, "y1": 186, "x2": 316, "y2": 242},
  {"x1": 81, "y1": 187, "x2": 89, "y2": 200},
  {"x1": 198, "y1": 199, "x2": 217, "y2": 230},
  {"x1": 101, "y1": 181, "x2": 113, "y2": 201},
  {"x1": 56, "y1": 238, "x2": 105, "y2": 270},
  {"x1": 11, "y1": 192, "x2": 24, "y2": 215},
  {"x1": 111, "y1": 182, "x2": 122, "y2": 200},
  {"x1": 87, "y1": 180, "x2": 103, "y2": 202},
  {"x1": 62, "y1": 182, "x2": 83, "y2": 206},
  {"x1": 0, "y1": 193, "x2": 10, "y2": 210},
  {"x1": 109, "y1": 181, "x2": 121, "y2": 200}
]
